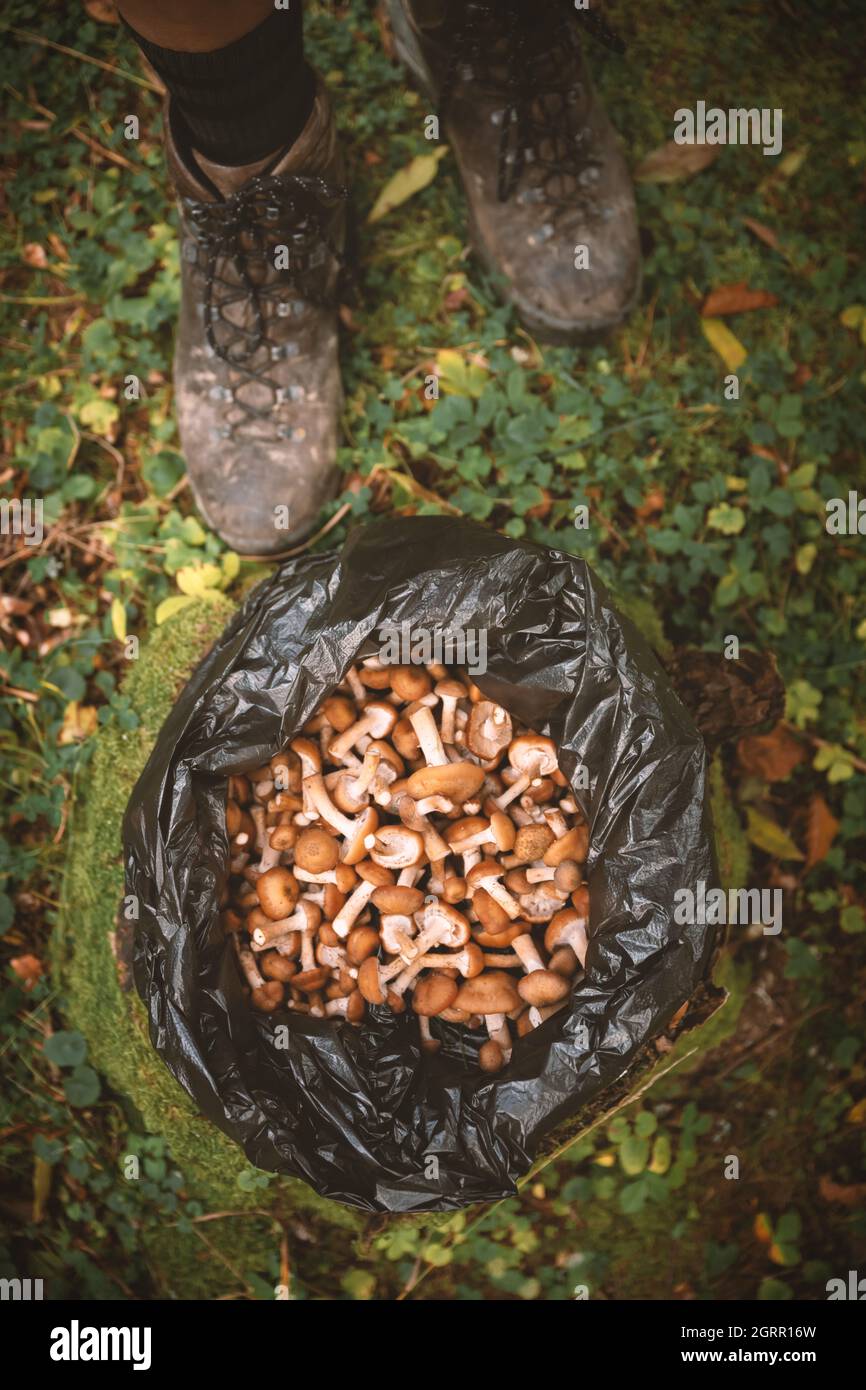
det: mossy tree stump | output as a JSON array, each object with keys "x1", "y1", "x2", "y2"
[{"x1": 57, "y1": 595, "x2": 748, "y2": 1297}]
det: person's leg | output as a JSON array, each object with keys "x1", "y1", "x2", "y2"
[
  {"x1": 121, "y1": 1, "x2": 345, "y2": 554},
  {"x1": 117, "y1": 1, "x2": 314, "y2": 166},
  {"x1": 389, "y1": 0, "x2": 640, "y2": 342}
]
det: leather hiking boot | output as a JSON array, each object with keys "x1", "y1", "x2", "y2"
[
  {"x1": 389, "y1": 0, "x2": 640, "y2": 342},
  {"x1": 166, "y1": 79, "x2": 347, "y2": 554}
]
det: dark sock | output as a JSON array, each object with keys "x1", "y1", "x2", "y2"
[{"x1": 124, "y1": 6, "x2": 315, "y2": 166}]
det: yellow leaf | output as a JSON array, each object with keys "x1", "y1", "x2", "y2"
[
  {"x1": 33, "y1": 1156, "x2": 52, "y2": 1223},
  {"x1": 58, "y1": 702, "x2": 99, "y2": 745},
  {"x1": 634, "y1": 140, "x2": 719, "y2": 182},
  {"x1": 702, "y1": 317, "x2": 747, "y2": 371},
  {"x1": 745, "y1": 808, "x2": 804, "y2": 861},
  {"x1": 221, "y1": 550, "x2": 240, "y2": 585},
  {"x1": 778, "y1": 148, "x2": 808, "y2": 178},
  {"x1": 593, "y1": 1150, "x2": 616, "y2": 1167},
  {"x1": 367, "y1": 147, "x2": 448, "y2": 223},
  {"x1": 847, "y1": 1097, "x2": 866, "y2": 1125},
  {"x1": 155, "y1": 594, "x2": 197, "y2": 625},
  {"x1": 754, "y1": 1212, "x2": 773, "y2": 1244},
  {"x1": 176, "y1": 563, "x2": 223, "y2": 597},
  {"x1": 434, "y1": 347, "x2": 489, "y2": 399},
  {"x1": 110, "y1": 597, "x2": 126, "y2": 641}
]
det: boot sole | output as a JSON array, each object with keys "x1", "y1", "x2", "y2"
[{"x1": 386, "y1": 0, "x2": 641, "y2": 343}]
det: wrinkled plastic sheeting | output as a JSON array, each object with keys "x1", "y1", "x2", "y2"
[{"x1": 124, "y1": 516, "x2": 718, "y2": 1212}]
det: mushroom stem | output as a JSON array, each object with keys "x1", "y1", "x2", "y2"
[
  {"x1": 332, "y1": 879, "x2": 377, "y2": 938},
  {"x1": 512, "y1": 933, "x2": 546, "y2": 973},
  {"x1": 234, "y1": 937, "x2": 264, "y2": 990},
  {"x1": 484, "y1": 1012, "x2": 512, "y2": 1062},
  {"x1": 409, "y1": 706, "x2": 449, "y2": 767}
]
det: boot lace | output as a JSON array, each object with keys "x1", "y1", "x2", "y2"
[
  {"x1": 180, "y1": 171, "x2": 348, "y2": 438},
  {"x1": 439, "y1": 0, "x2": 624, "y2": 205}
]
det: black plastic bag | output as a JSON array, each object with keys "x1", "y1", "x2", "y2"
[{"x1": 124, "y1": 516, "x2": 718, "y2": 1212}]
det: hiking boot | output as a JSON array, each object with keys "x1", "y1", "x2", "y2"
[
  {"x1": 166, "y1": 78, "x2": 347, "y2": 554},
  {"x1": 389, "y1": 0, "x2": 640, "y2": 342}
]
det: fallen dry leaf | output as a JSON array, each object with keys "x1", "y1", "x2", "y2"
[
  {"x1": 634, "y1": 140, "x2": 718, "y2": 182},
  {"x1": 702, "y1": 281, "x2": 778, "y2": 316},
  {"x1": 58, "y1": 702, "x2": 99, "y2": 745},
  {"x1": 737, "y1": 725, "x2": 804, "y2": 781},
  {"x1": 741, "y1": 217, "x2": 781, "y2": 252},
  {"x1": 847, "y1": 1097, "x2": 866, "y2": 1126},
  {"x1": 745, "y1": 807, "x2": 804, "y2": 862},
  {"x1": 10, "y1": 954, "x2": 43, "y2": 990},
  {"x1": 804, "y1": 794, "x2": 840, "y2": 870},
  {"x1": 819, "y1": 1175, "x2": 866, "y2": 1206},
  {"x1": 701, "y1": 317, "x2": 747, "y2": 371},
  {"x1": 635, "y1": 487, "x2": 666, "y2": 518},
  {"x1": 22, "y1": 242, "x2": 48, "y2": 268},
  {"x1": 368, "y1": 147, "x2": 448, "y2": 223},
  {"x1": 84, "y1": 0, "x2": 119, "y2": 21}
]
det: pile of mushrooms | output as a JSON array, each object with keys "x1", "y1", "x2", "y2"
[{"x1": 223, "y1": 660, "x2": 589, "y2": 1073}]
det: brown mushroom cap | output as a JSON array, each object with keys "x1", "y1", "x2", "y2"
[
  {"x1": 445, "y1": 815, "x2": 488, "y2": 850},
  {"x1": 488, "y1": 810, "x2": 516, "y2": 852},
  {"x1": 356, "y1": 860, "x2": 395, "y2": 887},
  {"x1": 341, "y1": 806, "x2": 379, "y2": 866},
  {"x1": 256, "y1": 867, "x2": 299, "y2": 921},
  {"x1": 371, "y1": 884, "x2": 425, "y2": 915},
  {"x1": 390, "y1": 666, "x2": 433, "y2": 702},
  {"x1": 517, "y1": 969, "x2": 570, "y2": 1006},
  {"x1": 413, "y1": 973, "x2": 459, "y2": 1016},
  {"x1": 543, "y1": 823, "x2": 589, "y2": 866},
  {"x1": 406, "y1": 762, "x2": 485, "y2": 803},
  {"x1": 357, "y1": 956, "x2": 385, "y2": 1005},
  {"x1": 294, "y1": 826, "x2": 339, "y2": 874},
  {"x1": 293, "y1": 967, "x2": 331, "y2": 994},
  {"x1": 251, "y1": 981, "x2": 284, "y2": 1012},
  {"x1": 478, "y1": 1039, "x2": 505, "y2": 1073},
  {"x1": 346, "y1": 924, "x2": 380, "y2": 965},
  {"x1": 554, "y1": 860, "x2": 582, "y2": 893},
  {"x1": 391, "y1": 717, "x2": 420, "y2": 760},
  {"x1": 260, "y1": 952, "x2": 298, "y2": 982},
  {"x1": 471, "y1": 918, "x2": 526, "y2": 949},
  {"x1": 549, "y1": 945, "x2": 579, "y2": 976},
  {"x1": 359, "y1": 663, "x2": 391, "y2": 690},
  {"x1": 321, "y1": 694, "x2": 356, "y2": 732},
  {"x1": 472, "y1": 887, "x2": 511, "y2": 935},
  {"x1": 466, "y1": 701, "x2": 513, "y2": 760},
  {"x1": 455, "y1": 970, "x2": 521, "y2": 1015},
  {"x1": 513, "y1": 823, "x2": 555, "y2": 864}
]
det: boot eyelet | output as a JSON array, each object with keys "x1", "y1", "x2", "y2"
[{"x1": 276, "y1": 302, "x2": 291, "y2": 318}]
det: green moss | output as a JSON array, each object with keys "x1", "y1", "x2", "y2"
[{"x1": 57, "y1": 597, "x2": 363, "y2": 1296}]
